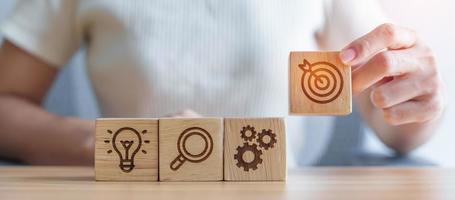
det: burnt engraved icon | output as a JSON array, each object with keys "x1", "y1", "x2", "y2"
[
  {"x1": 298, "y1": 59, "x2": 343, "y2": 104},
  {"x1": 235, "y1": 143, "x2": 262, "y2": 171},
  {"x1": 240, "y1": 125, "x2": 256, "y2": 142},
  {"x1": 234, "y1": 125, "x2": 277, "y2": 171},
  {"x1": 170, "y1": 127, "x2": 213, "y2": 171},
  {"x1": 105, "y1": 127, "x2": 150, "y2": 173},
  {"x1": 256, "y1": 129, "x2": 277, "y2": 150}
]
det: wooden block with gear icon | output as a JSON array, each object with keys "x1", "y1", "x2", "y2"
[
  {"x1": 159, "y1": 118, "x2": 223, "y2": 181},
  {"x1": 95, "y1": 118, "x2": 159, "y2": 181},
  {"x1": 289, "y1": 51, "x2": 352, "y2": 115},
  {"x1": 224, "y1": 118, "x2": 286, "y2": 181}
]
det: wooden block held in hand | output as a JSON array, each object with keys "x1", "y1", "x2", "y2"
[
  {"x1": 95, "y1": 118, "x2": 158, "y2": 181},
  {"x1": 224, "y1": 118, "x2": 286, "y2": 181},
  {"x1": 159, "y1": 118, "x2": 223, "y2": 181},
  {"x1": 289, "y1": 51, "x2": 352, "y2": 115}
]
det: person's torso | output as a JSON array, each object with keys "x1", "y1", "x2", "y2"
[
  {"x1": 71, "y1": 0, "x2": 383, "y2": 166},
  {"x1": 75, "y1": 0, "x2": 324, "y2": 117}
]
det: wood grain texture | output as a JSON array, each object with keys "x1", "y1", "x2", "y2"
[
  {"x1": 95, "y1": 118, "x2": 158, "y2": 181},
  {"x1": 289, "y1": 51, "x2": 352, "y2": 115},
  {"x1": 3, "y1": 167, "x2": 450, "y2": 200},
  {"x1": 159, "y1": 118, "x2": 223, "y2": 181},
  {"x1": 224, "y1": 118, "x2": 286, "y2": 181}
]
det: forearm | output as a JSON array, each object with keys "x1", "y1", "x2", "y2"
[{"x1": 0, "y1": 94, "x2": 94, "y2": 165}]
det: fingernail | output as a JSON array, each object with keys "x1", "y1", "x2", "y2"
[{"x1": 340, "y1": 48, "x2": 356, "y2": 64}]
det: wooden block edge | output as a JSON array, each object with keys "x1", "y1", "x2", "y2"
[
  {"x1": 94, "y1": 118, "x2": 159, "y2": 181},
  {"x1": 158, "y1": 117, "x2": 224, "y2": 182},
  {"x1": 288, "y1": 51, "x2": 353, "y2": 116},
  {"x1": 223, "y1": 117, "x2": 287, "y2": 182}
]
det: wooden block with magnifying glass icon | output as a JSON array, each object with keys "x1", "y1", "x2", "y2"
[
  {"x1": 95, "y1": 118, "x2": 159, "y2": 181},
  {"x1": 289, "y1": 51, "x2": 352, "y2": 115},
  {"x1": 159, "y1": 118, "x2": 223, "y2": 181},
  {"x1": 224, "y1": 118, "x2": 286, "y2": 181}
]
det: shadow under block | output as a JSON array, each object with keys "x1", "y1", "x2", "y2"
[
  {"x1": 95, "y1": 118, "x2": 159, "y2": 181},
  {"x1": 289, "y1": 51, "x2": 352, "y2": 115},
  {"x1": 159, "y1": 118, "x2": 223, "y2": 181},
  {"x1": 224, "y1": 118, "x2": 286, "y2": 181}
]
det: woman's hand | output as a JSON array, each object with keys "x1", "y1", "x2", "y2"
[
  {"x1": 340, "y1": 23, "x2": 445, "y2": 153},
  {"x1": 341, "y1": 23, "x2": 445, "y2": 126}
]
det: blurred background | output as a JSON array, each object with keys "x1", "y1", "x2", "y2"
[{"x1": 1, "y1": 0, "x2": 454, "y2": 166}]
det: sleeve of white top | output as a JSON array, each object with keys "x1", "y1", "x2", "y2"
[
  {"x1": 318, "y1": 0, "x2": 391, "y2": 49},
  {"x1": 0, "y1": 0, "x2": 81, "y2": 68}
]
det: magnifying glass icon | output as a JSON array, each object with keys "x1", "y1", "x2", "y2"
[{"x1": 170, "y1": 127, "x2": 213, "y2": 171}]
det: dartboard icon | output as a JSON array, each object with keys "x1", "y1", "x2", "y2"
[{"x1": 298, "y1": 59, "x2": 343, "y2": 104}]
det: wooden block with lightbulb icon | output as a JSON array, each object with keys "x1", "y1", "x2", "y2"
[
  {"x1": 224, "y1": 118, "x2": 286, "y2": 181},
  {"x1": 289, "y1": 51, "x2": 352, "y2": 115},
  {"x1": 95, "y1": 118, "x2": 159, "y2": 181},
  {"x1": 159, "y1": 118, "x2": 223, "y2": 181}
]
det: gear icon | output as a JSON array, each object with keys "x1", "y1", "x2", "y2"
[
  {"x1": 256, "y1": 129, "x2": 277, "y2": 150},
  {"x1": 240, "y1": 125, "x2": 256, "y2": 142},
  {"x1": 234, "y1": 142, "x2": 263, "y2": 171}
]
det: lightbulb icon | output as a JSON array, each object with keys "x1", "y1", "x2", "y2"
[{"x1": 104, "y1": 127, "x2": 150, "y2": 173}]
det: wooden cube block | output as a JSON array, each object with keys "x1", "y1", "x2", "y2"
[
  {"x1": 95, "y1": 118, "x2": 159, "y2": 181},
  {"x1": 289, "y1": 51, "x2": 352, "y2": 115},
  {"x1": 159, "y1": 118, "x2": 223, "y2": 181},
  {"x1": 224, "y1": 118, "x2": 286, "y2": 181}
]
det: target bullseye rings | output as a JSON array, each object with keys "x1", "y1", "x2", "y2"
[{"x1": 298, "y1": 59, "x2": 343, "y2": 104}]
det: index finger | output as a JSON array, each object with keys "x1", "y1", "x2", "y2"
[{"x1": 340, "y1": 23, "x2": 417, "y2": 66}]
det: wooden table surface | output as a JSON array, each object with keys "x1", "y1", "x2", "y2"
[{"x1": 0, "y1": 166, "x2": 454, "y2": 200}]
